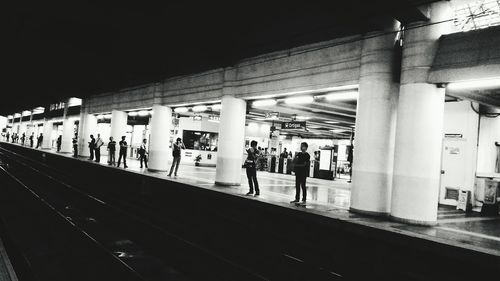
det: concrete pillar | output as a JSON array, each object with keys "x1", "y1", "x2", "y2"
[
  {"x1": 350, "y1": 21, "x2": 400, "y2": 215},
  {"x1": 41, "y1": 119, "x2": 53, "y2": 149},
  {"x1": 215, "y1": 95, "x2": 247, "y2": 186},
  {"x1": 148, "y1": 105, "x2": 172, "y2": 172},
  {"x1": 390, "y1": 1, "x2": 453, "y2": 225},
  {"x1": 79, "y1": 113, "x2": 98, "y2": 157},
  {"x1": 110, "y1": 110, "x2": 128, "y2": 141},
  {"x1": 60, "y1": 119, "x2": 74, "y2": 153}
]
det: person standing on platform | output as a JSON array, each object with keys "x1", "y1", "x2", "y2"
[
  {"x1": 36, "y1": 133, "x2": 43, "y2": 148},
  {"x1": 168, "y1": 137, "x2": 185, "y2": 177},
  {"x1": 107, "y1": 136, "x2": 116, "y2": 165},
  {"x1": 21, "y1": 133, "x2": 26, "y2": 146},
  {"x1": 117, "y1": 136, "x2": 128, "y2": 168},
  {"x1": 290, "y1": 142, "x2": 310, "y2": 206},
  {"x1": 72, "y1": 133, "x2": 78, "y2": 157},
  {"x1": 6, "y1": 132, "x2": 9, "y2": 143},
  {"x1": 56, "y1": 135, "x2": 62, "y2": 152},
  {"x1": 94, "y1": 133, "x2": 103, "y2": 163},
  {"x1": 88, "y1": 134, "x2": 96, "y2": 160},
  {"x1": 138, "y1": 138, "x2": 148, "y2": 169},
  {"x1": 245, "y1": 140, "x2": 260, "y2": 196},
  {"x1": 29, "y1": 132, "x2": 34, "y2": 147}
]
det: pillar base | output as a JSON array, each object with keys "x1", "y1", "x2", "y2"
[
  {"x1": 147, "y1": 168, "x2": 167, "y2": 173},
  {"x1": 215, "y1": 181, "x2": 241, "y2": 186},
  {"x1": 389, "y1": 215, "x2": 437, "y2": 226},
  {"x1": 349, "y1": 207, "x2": 389, "y2": 217}
]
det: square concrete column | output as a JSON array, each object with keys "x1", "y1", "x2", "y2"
[
  {"x1": 391, "y1": 1, "x2": 453, "y2": 225},
  {"x1": 148, "y1": 105, "x2": 172, "y2": 172},
  {"x1": 215, "y1": 95, "x2": 247, "y2": 186},
  {"x1": 350, "y1": 20, "x2": 400, "y2": 216},
  {"x1": 110, "y1": 110, "x2": 128, "y2": 141}
]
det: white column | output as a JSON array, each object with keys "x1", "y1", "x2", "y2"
[
  {"x1": 110, "y1": 110, "x2": 128, "y2": 141},
  {"x1": 391, "y1": 1, "x2": 452, "y2": 225},
  {"x1": 215, "y1": 95, "x2": 247, "y2": 186},
  {"x1": 148, "y1": 105, "x2": 172, "y2": 172},
  {"x1": 79, "y1": 113, "x2": 98, "y2": 157},
  {"x1": 350, "y1": 21, "x2": 399, "y2": 215},
  {"x1": 60, "y1": 119, "x2": 74, "y2": 153},
  {"x1": 41, "y1": 119, "x2": 53, "y2": 149}
]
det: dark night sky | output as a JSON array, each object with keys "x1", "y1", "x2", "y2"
[{"x1": 0, "y1": 1, "x2": 432, "y2": 115}]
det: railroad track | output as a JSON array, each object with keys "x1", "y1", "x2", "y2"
[{"x1": 0, "y1": 147, "x2": 344, "y2": 281}]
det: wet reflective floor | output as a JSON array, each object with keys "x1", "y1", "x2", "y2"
[{"x1": 10, "y1": 144, "x2": 500, "y2": 257}]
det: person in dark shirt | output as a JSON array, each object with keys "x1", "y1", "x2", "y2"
[
  {"x1": 245, "y1": 140, "x2": 260, "y2": 196},
  {"x1": 107, "y1": 137, "x2": 116, "y2": 166},
  {"x1": 72, "y1": 133, "x2": 78, "y2": 157},
  {"x1": 291, "y1": 142, "x2": 310, "y2": 205},
  {"x1": 88, "y1": 135, "x2": 96, "y2": 160},
  {"x1": 56, "y1": 135, "x2": 62, "y2": 152},
  {"x1": 168, "y1": 138, "x2": 185, "y2": 177},
  {"x1": 36, "y1": 133, "x2": 43, "y2": 148},
  {"x1": 29, "y1": 132, "x2": 34, "y2": 147},
  {"x1": 21, "y1": 133, "x2": 26, "y2": 146},
  {"x1": 117, "y1": 136, "x2": 128, "y2": 168}
]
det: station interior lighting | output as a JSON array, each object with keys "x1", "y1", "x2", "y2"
[
  {"x1": 252, "y1": 99, "x2": 277, "y2": 107},
  {"x1": 192, "y1": 105, "x2": 207, "y2": 112},
  {"x1": 14, "y1": 113, "x2": 21, "y2": 118},
  {"x1": 7, "y1": 115, "x2": 13, "y2": 119},
  {"x1": 174, "y1": 107, "x2": 189, "y2": 113},
  {"x1": 284, "y1": 96, "x2": 314, "y2": 105},
  {"x1": 128, "y1": 111, "x2": 138, "y2": 117},
  {"x1": 295, "y1": 116, "x2": 310, "y2": 120},
  {"x1": 323, "y1": 91, "x2": 359, "y2": 101},
  {"x1": 22, "y1": 111, "x2": 31, "y2": 117},
  {"x1": 325, "y1": 121, "x2": 339, "y2": 124},
  {"x1": 104, "y1": 114, "x2": 112, "y2": 119},
  {"x1": 33, "y1": 107, "x2": 45, "y2": 114},
  {"x1": 67, "y1": 97, "x2": 83, "y2": 107},
  {"x1": 446, "y1": 77, "x2": 500, "y2": 91},
  {"x1": 137, "y1": 110, "x2": 149, "y2": 117},
  {"x1": 331, "y1": 129, "x2": 346, "y2": 133},
  {"x1": 211, "y1": 104, "x2": 222, "y2": 111},
  {"x1": 96, "y1": 114, "x2": 104, "y2": 119}
]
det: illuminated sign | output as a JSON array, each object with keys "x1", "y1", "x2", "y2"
[
  {"x1": 265, "y1": 112, "x2": 279, "y2": 119},
  {"x1": 281, "y1": 121, "x2": 306, "y2": 130}
]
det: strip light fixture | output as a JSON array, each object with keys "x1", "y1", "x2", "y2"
[
  {"x1": 253, "y1": 99, "x2": 277, "y2": 107},
  {"x1": 447, "y1": 77, "x2": 500, "y2": 91},
  {"x1": 284, "y1": 96, "x2": 314, "y2": 105}
]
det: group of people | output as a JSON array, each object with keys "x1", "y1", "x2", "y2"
[
  {"x1": 86, "y1": 135, "x2": 185, "y2": 176},
  {"x1": 245, "y1": 141, "x2": 310, "y2": 205},
  {"x1": 5, "y1": 131, "x2": 44, "y2": 148}
]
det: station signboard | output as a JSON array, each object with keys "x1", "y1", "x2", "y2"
[
  {"x1": 281, "y1": 121, "x2": 306, "y2": 130},
  {"x1": 265, "y1": 112, "x2": 280, "y2": 119}
]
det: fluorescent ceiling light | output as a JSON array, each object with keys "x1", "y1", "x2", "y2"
[
  {"x1": 96, "y1": 114, "x2": 104, "y2": 119},
  {"x1": 128, "y1": 112, "x2": 138, "y2": 117},
  {"x1": 253, "y1": 117, "x2": 266, "y2": 121},
  {"x1": 22, "y1": 111, "x2": 31, "y2": 116},
  {"x1": 295, "y1": 116, "x2": 310, "y2": 120},
  {"x1": 68, "y1": 97, "x2": 82, "y2": 107},
  {"x1": 211, "y1": 104, "x2": 222, "y2": 110},
  {"x1": 331, "y1": 129, "x2": 346, "y2": 133},
  {"x1": 325, "y1": 121, "x2": 339, "y2": 124},
  {"x1": 284, "y1": 96, "x2": 314, "y2": 105},
  {"x1": 447, "y1": 78, "x2": 500, "y2": 91},
  {"x1": 174, "y1": 107, "x2": 189, "y2": 113},
  {"x1": 7, "y1": 115, "x2": 13, "y2": 119},
  {"x1": 138, "y1": 110, "x2": 149, "y2": 117},
  {"x1": 33, "y1": 107, "x2": 45, "y2": 114},
  {"x1": 104, "y1": 114, "x2": 112, "y2": 119},
  {"x1": 324, "y1": 91, "x2": 359, "y2": 101},
  {"x1": 253, "y1": 99, "x2": 277, "y2": 107},
  {"x1": 192, "y1": 105, "x2": 207, "y2": 112}
]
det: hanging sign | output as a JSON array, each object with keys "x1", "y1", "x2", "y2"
[
  {"x1": 208, "y1": 115, "x2": 220, "y2": 122},
  {"x1": 265, "y1": 112, "x2": 280, "y2": 119},
  {"x1": 281, "y1": 121, "x2": 306, "y2": 130}
]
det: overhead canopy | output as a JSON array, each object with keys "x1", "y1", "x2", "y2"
[{"x1": 429, "y1": 25, "x2": 500, "y2": 83}]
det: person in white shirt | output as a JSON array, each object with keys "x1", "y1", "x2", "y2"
[{"x1": 139, "y1": 138, "x2": 148, "y2": 169}]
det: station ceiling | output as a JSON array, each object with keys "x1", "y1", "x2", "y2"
[{"x1": 1, "y1": 0, "x2": 441, "y2": 115}]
